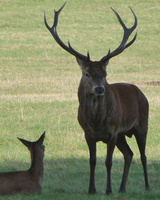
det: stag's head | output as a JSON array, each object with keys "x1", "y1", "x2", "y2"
[
  {"x1": 77, "y1": 61, "x2": 107, "y2": 96},
  {"x1": 44, "y1": 3, "x2": 137, "y2": 96}
]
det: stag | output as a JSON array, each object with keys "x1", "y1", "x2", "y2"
[
  {"x1": 44, "y1": 3, "x2": 149, "y2": 194},
  {"x1": 0, "y1": 132, "x2": 45, "y2": 195}
]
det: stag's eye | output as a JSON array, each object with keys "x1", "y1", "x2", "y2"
[{"x1": 85, "y1": 73, "x2": 90, "y2": 78}]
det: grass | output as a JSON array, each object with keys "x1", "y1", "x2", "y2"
[{"x1": 0, "y1": 0, "x2": 160, "y2": 199}]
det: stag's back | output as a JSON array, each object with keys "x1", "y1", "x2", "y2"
[{"x1": 110, "y1": 83, "x2": 149, "y2": 134}]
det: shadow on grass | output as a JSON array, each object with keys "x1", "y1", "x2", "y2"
[
  {"x1": 0, "y1": 157, "x2": 160, "y2": 200},
  {"x1": 44, "y1": 157, "x2": 160, "y2": 192}
]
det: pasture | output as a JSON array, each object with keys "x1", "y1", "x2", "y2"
[{"x1": 0, "y1": 0, "x2": 160, "y2": 199}]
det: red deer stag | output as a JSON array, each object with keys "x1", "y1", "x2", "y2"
[
  {"x1": 44, "y1": 3, "x2": 149, "y2": 194},
  {"x1": 0, "y1": 132, "x2": 45, "y2": 195}
]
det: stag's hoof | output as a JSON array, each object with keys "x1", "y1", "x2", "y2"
[
  {"x1": 145, "y1": 184, "x2": 151, "y2": 191},
  {"x1": 119, "y1": 189, "x2": 126, "y2": 193},
  {"x1": 88, "y1": 187, "x2": 96, "y2": 194},
  {"x1": 119, "y1": 187, "x2": 126, "y2": 193},
  {"x1": 106, "y1": 189, "x2": 112, "y2": 195}
]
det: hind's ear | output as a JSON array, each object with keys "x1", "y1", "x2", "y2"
[
  {"x1": 37, "y1": 131, "x2": 45, "y2": 146},
  {"x1": 17, "y1": 138, "x2": 32, "y2": 149}
]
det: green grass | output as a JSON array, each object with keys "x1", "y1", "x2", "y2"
[{"x1": 0, "y1": 0, "x2": 160, "y2": 199}]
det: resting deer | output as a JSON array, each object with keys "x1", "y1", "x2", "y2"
[
  {"x1": 44, "y1": 3, "x2": 149, "y2": 194},
  {"x1": 0, "y1": 132, "x2": 45, "y2": 195}
]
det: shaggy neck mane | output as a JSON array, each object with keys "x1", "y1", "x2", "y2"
[
  {"x1": 78, "y1": 84, "x2": 115, "y2": 129},
  {"x1": 85, "y1": 94, "x2": 105, "y2": 126}
]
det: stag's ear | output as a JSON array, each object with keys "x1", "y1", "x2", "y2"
[
  {"x1": 76, "y1": 57, "x2": 91, "y2": 73},
  {"x1": 76, "y1": 57, "x2": 85, "y2": 70},
  {"x1": 101, "y1": 60, "x2": 109, "y2": 70}
]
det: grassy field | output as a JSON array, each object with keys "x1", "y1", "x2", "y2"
[{"x1": 0, "y1": 0, "x2": 160, "y2": 199}]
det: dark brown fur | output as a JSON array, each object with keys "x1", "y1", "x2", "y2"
[
  {"x1": 44, "y1": 3, "x2": 149, "y2": 194},
  {"x1": 77, "y1": 62, "x2": 149, "y2": 194},
  {"x1": 0, "y1": 132, "x2": 45, "y2": 195}
]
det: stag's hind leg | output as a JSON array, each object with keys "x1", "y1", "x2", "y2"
[
  {"x1": 134, "y1": 129, "x2": 150, "y2": 190},
  {"x1": 116, "y1": 135, "x2": 133, "y2": 193}
]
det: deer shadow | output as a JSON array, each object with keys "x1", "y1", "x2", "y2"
[
  {"x1": 0, "y1": 157, "x2": 159, "y2": 198},
  {"x1": 43, "y1": 157, "x2": 160, "y2": 197}
]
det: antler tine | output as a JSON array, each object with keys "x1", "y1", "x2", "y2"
[
  {"x1": 44, "y1": 3, "x2": 72, "y2": 55},
  {"x1": 44, "y1": 2, "x2": 90, "y2": 62},
  {"x1": 101, "y1": 7, "x2": 137, "y2": 62},
  {"x1": 68, "y1": 41, "x2": 90, "y2": 61},
  {"x1": 111, "y1": 7, "x2": 127, "y2": 30},
  {"x1": 125, "y1": 29, "x2": 138, "y2": 48}
]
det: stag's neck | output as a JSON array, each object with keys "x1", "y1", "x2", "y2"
[
  {"x1": 86, "y1": 94, "x2": 105, "y2": 124},
  {"x1": 29, "y1": 150, "x2": 44, "y2": 184},
  {"x1": 78, "y1": 84, "x2": 115, "y2": 128}
]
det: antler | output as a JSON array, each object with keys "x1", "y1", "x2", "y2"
[
  {"x1": 44, "y1": 3, "x2": 137, "y2": 63},
  {"x1": 101, "y1": 7, "x2": 137, "y2": 62},
  {"x1": 44, "y1": 2, "x2": 90, "y2": 62}
]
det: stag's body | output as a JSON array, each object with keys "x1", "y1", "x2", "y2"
[
  {"x1": 78, "y1": 82, "x2": 148, "y2": 141},
  {"x1": 44, "y1": 3, "x2": 149, "y2": 194},
  {"x1": 78, "y1": 79, "x2": 149, "y2": 193},
  {"x1": 0, "y1": 132, "x2": 45, "y2": 195}
]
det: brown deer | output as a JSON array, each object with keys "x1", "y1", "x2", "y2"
[
  {"x1": 44, "y1": 3, "x2": 149, "y2": 194},
  {"x1": 0, "y1": 132, "x2": 45, "y2": 195}
]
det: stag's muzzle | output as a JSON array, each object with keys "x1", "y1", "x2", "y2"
[{"x1": 95, "y1": 86, "x2": 105, "y2": 96}]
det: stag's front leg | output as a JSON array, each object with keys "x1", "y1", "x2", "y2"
[
  {"x1": 85, "y1": 134, "x2": 97, "y2": 194},
  {"x1": 105, "y1": 137, "x2": 116, "y2": 195}
]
